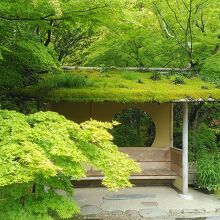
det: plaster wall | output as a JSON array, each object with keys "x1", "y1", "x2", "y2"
[{"x1": 47, "y1": 102, "x2": 173, "y2": 148}]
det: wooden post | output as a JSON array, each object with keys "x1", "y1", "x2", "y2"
[
  {"x1": 180, "y1": 102, "x2": 193, "y2": 200},
  {"x1": 170, "y1": 103, "x2": 174, "y2": 148}
]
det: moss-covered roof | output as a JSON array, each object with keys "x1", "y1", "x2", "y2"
[{"x1": 21, "y1": 70, "x2": 220, "y2": 103}]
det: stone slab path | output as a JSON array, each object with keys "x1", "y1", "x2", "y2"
[{"x1": 74, "y1": 186, "x2": 220, "y2": 219}]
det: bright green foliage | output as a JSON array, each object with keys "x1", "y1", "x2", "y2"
[
  {"x1": 200, "y1": 52, "x2": 220, "y2": 84},
  {"x1": 85, "y1": 2, "x2": 168, "y2": 67},
  {"x1": 152, "y1": 0, "x2": 220, "y2": 68},
  {"x1": 20, "y1": 70, "x2": 220, "y2": 103},
  {"x1": 196, "y1": 153, "x2": 220, "y2": 191},
  {"x1": 190, "y1": 124, "x2": 219, "y2": 159},
  {"x1": 172, "y1": 76, "x2": 185, "y2": 85},
  {"x1": 0, "y1": 0, "x2": 116, "y2": 66},
  {"x1": 85, "y1": 0, "x2": 220, "y2": 71},
  {"x1": 0, "y1": 110, "x2": 139, "y2": 220},
  {"x1": 0, "y1": 0, "x2": 119, "y2": 112},
  {"x1": 188, "y1": 124, "x2": 220, "y2": 191},
  {"x1": 2, "y1": 41, "x2": 59, "y2": 73},
  {"x1": 40, "y1": 73, "x2": 92, "y2": 89}
]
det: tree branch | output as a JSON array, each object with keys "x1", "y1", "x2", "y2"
[
  {"x1": 0, "y1": 4, "x2": 109, "y2": 22},
  {"x1": 44, "y1": 20, "x2": 53, "y2": 47},
  {"x1": 193, "y1": 0, "x2": 208, "y2": 14},
  {"x1": 196, "y1": 12, "x2": 205, "y2": 33},
  {"x1": 165, "y1": 0, "x2": 185, "y2": 31}
]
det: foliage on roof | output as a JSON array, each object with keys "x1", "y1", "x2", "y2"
[
  {"x1": 20, "y1": 70, "x2": 220, "y2": 103},
  {"x1": 200, "y1": 52, "x2": 220, "y2": 85}
]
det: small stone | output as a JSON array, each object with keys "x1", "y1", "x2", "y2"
[
  {"x1": 141, "y1": 202, "x2": 158, "y2": 207},
  {"x1": 216, "y1": 208, "x2": 220, "y2": 212},
  {"x1": 80, "y1": 205, "x2": 102, "y2": 216},
  {"x1": 169, "y1": 209, "x2": 180, "y2": 215},
  {"x1": 204, "y1": 208, "x2": 218, "y2": 213},
  {"x1": 125, "y1": 209, "x2": 140, "y2": 220},
  {"x1": 206, "y1": 217, "x2": 220, "y2": 220},
  {"x1": 195, "y1": 208, "x2": 206, "y2": 213},
  {"x1": 181, "y1": 209, "x2": 197, "y2": 214},
  {"x1": 100, "y1": 210, "x2": 111, "y2": 217},
  {"x1": 139, "y1": 208, "x2": 168, "y2": 218},
  {"x1": 111, "y1": 210, "x2": 124, "y2": 216}
]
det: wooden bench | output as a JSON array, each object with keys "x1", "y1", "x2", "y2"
[{"x1": 83, "y1": 147, "x2": 177, "y2": 181}]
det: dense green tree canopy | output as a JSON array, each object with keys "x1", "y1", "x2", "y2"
[
  {"x1": 0, "y1": 0, "x2": 219, "y2": 87},
  {"x1": 85, "y1": 0, "x2": 220, "y2": 70}
]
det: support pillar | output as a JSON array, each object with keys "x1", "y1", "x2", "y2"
[
  {"x1": 180, "y1": 102, "x2": 193, "y2": 200},
  {"x1": 170, "y1": 103, "x2": 174, "y2": 148}
]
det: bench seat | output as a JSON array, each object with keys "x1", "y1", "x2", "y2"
[
  {"x1": 83, "y1": 168, "x2": 177, "y2": 180},
  {"x1": 77, "y1": 148, "x2": 178, "y2": 182}
]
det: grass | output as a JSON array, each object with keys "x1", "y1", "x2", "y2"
[
  {"x1": 38, "y1": 73, "x2": 91, "y2": 89},
  {"x1": 20, "y1": 70, "x2": 220, "y2": 103}
]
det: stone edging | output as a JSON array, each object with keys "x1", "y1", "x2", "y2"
[{"x1": 77, "y1": 205, "x2": 220, "y2": 220}]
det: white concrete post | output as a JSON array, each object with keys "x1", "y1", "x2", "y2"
[{"x1": 180, "y1": 102, "x2": 193, "y2": 200}]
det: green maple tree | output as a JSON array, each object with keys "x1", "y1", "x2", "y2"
[{"x1": 0, "y1": 110, "x2": 139, "y2": 220}]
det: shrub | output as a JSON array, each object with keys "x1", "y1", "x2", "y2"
[
  {"x1": 1, "y1": 40, "x2": 59, "y2": 73},
  {"x1": 55, "y1": 74, "x2": 89, "y2": 88},
  {"x1": 150, "y1": 72, "x2": 161, "y2": 81},
  {"x1": 200, "y1": 52, "x2": 220, "y2": 84},
  {"x1": 172, "y1": 75, "x2": 185, "y2": 85},
  {"x1": 183, "y1": 71, "x2": 195, "y2": 79},
  {"x1": 0, "y1": 66, "x2": 22, "y2": 89},
  {"x1": 121, "y1": 72, "x2": 139, "y2": 80},
  {"x1": 196, "y1": 152, "x2": 220, "y2": 191},
  {"x1": 0, "y1": 110, "x2": 139, "y2": 220},
  {"x1": 190, "y1": 124, "x2": 218, "y2": 158},
  {"x1": 40, "y1": 73, "x2": 91, "y2": 89},
  {"x1": 137, "y1": 79, "x2": 144, "y2": 84},
  {"x1": 189, "y1": 124, "x2": 220, "y2": 191},
  {"x1": 201, "y1": 85, "x2": 209, "y2": 90}
]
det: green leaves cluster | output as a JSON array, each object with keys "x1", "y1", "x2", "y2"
[
  {"x1": 0, "y1": 110, "x2": 139, "y2": 219},
  {"x1": 196, "y1": 152, "x2": 220, "y2": 191},
  {"x1": 189, "y1": 124, "x2": 220, "y2": 191},
  {"x1": 85, "y1": 0, "x2": 220, "y2": 77},
  {"x1": 200, "y1": 52, "x2": 220, "y2": 84},
  {"x1": 0, "y1": 0, "x2": 119, "y2": 111}
]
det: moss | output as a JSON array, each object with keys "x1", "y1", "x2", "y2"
[{"x1": 19, "y1": 70, "x2": 220, "y2": 103}]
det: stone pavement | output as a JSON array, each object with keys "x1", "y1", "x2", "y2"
[{"x1": 74, "y1": 186, "x2": 220, "y2": 219}]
